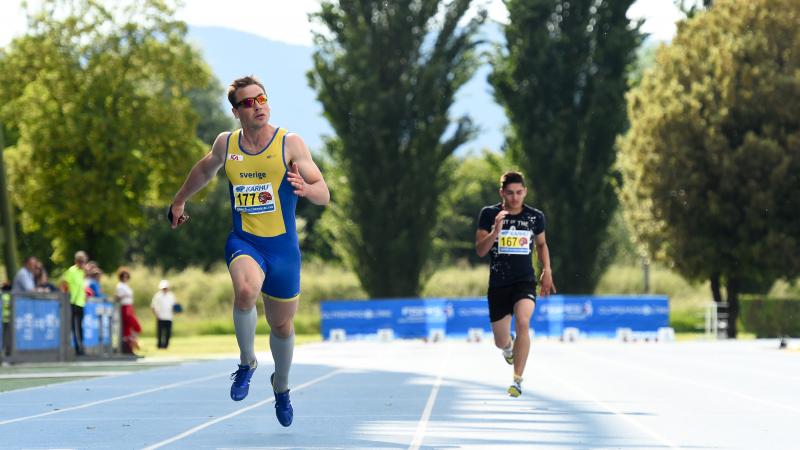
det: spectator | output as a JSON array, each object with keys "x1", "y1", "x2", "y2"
[
  {"x1": 84, "y1": 261, "x2": 104, "y2": 299},
  {"x1": 151, "y1": 279, "x2": 176, "y2": 349},
  {"x1": 12, "y1": 256, "x2": 38, "y2": 293},
  {"x1": 83, "y1": 261, "x2": 95, "y2": 298},
  {"x1": 33, "y1": 261, "x2": 58, "y2": 293},
  {"x1": 115, "y1": 268, "x2": 142, "y2": 355},
  {"x1": 60, "y1": 250, "x2": 88, "y2": 356}
]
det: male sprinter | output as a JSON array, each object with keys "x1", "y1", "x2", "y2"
[
  {"x1": 475, "y1": 171, "x2": 555, "y2": 397},
  {"x1": 169, "y1": 75, "x2": 329, "y2": 426}
]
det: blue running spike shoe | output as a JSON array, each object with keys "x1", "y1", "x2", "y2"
[
  {"x1": 271, "y1": 373, "x2": 293, "y2": 427},
  {"x1": 230, "y1": 364, "x2": 256, "y2": 401}
]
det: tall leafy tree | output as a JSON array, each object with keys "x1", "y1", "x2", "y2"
[
  {"x1": 490, "y1": 0, "x2": 642, "y2": 293},
  {"x1": 433, "y1": 150, "x2": 514, "y2": 266},
  {"x1": 618, "y1": 0, "x2": 800, "y2": 337},
  {"x1": 0, "y1": 132, "x2": 18, "y2": 279},
  {"x1": 130, "y1": 75, "x2": 234, "y2": 270},
  {"x1": 0, "y1": 0, "x2": 212, "y2": 267},
  {"x1": 675, "y1": 0, "x2": 713, "y2": 18},
  {"x1": 308, "y1": 0, "x2": 485, "y2": 297}
]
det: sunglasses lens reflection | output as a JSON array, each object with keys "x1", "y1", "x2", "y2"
[{"x1": 239, "y1": 94, "x2": 267, "y2": 109}]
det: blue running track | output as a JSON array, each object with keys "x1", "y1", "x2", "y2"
[{"x1": 1, "y1": 340, "x2": 798, "y2": 449}]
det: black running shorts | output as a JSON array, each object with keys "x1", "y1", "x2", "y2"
[{"x1": 487, "y1": 281, "x2": 537, "y2": 322}]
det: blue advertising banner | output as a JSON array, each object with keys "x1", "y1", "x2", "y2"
[
  {"x1": 82, "y1": 302, "x2": 101, "y2": 347},
  {"x1": 445, "y1": 298, "x2": 491, "y2": 336},
  {"x1": 534, "y1": 295, "x2": 669, "y2": 338},
  {"x1": 321, "y1": 298, "x2": 448, "y2": 339},
  {"x1": 14, "y1": 298, "x2": 62, "y2": 351},
  {"x1": 101, "y1": 302, "x2": 112, "y2": 345},
  {"x1": 393, "y1": 299, "x2": 448, "y2": 338},
  {"x1": 322, "y1": 295, "x2": 669, "y2": 340},
  {"x1": 83, "y1": 301, "x2": 113, "y2": 348}
]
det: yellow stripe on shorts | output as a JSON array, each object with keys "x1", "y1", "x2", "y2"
[{"x1": 266, "y1": 293, "x2": 300, "y2": 303}]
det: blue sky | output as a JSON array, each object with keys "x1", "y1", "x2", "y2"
[{"x1": 1, "y1": 0, "x2": 687, "y2": 48}]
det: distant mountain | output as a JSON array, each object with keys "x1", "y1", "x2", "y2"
[{"x1": 187, "y1": 25, "x2": 507, "y2": 154}]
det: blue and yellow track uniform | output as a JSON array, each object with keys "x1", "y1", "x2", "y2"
[{"x1": 224, "y1": 127, "x2": 300, "y2": 301}]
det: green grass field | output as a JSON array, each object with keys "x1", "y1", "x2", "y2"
[
  {"x1": 103, "y1": 260, "x2": 721, "y2": 336},
  {"x1": 135, "y1": 334, "x2": 321, "y2": 358}
]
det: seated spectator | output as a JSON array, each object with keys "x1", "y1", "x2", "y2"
[
  {"x1": 34, "y1": 261, "x2": 58, "y2": 292},
  {"x1": 12, "y1": 256, "x2": 38, "y2": 293}
]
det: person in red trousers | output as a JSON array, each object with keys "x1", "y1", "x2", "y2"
[{"x1": 115, "y1": 268, "x2": 141, "y2": 355}]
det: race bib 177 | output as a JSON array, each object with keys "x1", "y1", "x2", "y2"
[
  {"x1": 233, "y1": 183, "x2": 276, "y2": 214},
  {"x1": 498, "y1": 229, "x2": 532, "y2": 255}
]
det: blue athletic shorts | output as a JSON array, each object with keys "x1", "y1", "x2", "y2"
[{"x1": 224, "y1": 232, "x2": 301, "y2": 301}]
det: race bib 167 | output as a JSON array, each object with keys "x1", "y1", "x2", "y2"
[{"x1": 498, "y1": 229, "x2": 532, "y2": 255}]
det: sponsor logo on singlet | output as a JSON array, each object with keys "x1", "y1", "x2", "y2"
[{"x1": 239, "y1": 172, "x2": 267, "y2": 180}]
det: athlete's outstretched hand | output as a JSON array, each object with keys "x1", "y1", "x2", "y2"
[
  {"x1": 168, "y1": 203, "x2": 190, "y2": 229},
  {"x1": 539, "y1": 270, "x2": 556, "y2": 297},
  {"x1": 288, "y1": 162, "x2": 307, "y2": 197}
]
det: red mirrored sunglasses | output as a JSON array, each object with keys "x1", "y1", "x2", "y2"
[{"x1": 237, "y1": 93, "x2": 268, "y2": 109}]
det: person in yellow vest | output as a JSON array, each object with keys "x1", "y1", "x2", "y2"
[
  {"x1": 60, "y1": 250, "x2": 88, "y2": 355},
  {"x1": 168, "y1": 75, "x2": 329, "y2": 427}
]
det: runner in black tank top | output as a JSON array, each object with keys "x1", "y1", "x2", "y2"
[{"x1": 475, "y1": 171, "x2": 556, "y2": 397}]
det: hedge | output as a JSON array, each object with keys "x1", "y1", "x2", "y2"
[{"x1": 739, "y1": 298, "x2": 800, "y2": 338}]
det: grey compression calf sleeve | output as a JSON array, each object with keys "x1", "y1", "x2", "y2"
[
  {"x1": 233, "y1": 306, "x2": 258, "y2": 367},
  {"x1": 270, "y1": 331, "x2": 294, "y2": 392}
]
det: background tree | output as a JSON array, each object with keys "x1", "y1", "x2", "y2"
[
  {"x1": 0, "y1": 0, "x2": 213, "y2": 268},
  {"x1": 308, "y1": 0, "x2": 485, "y2": 297},
  {"x1": 617, "y1": 0, "x2": 800, "y2": 337},
  {"x1": 129, "y1": 75, "x2": 234, "y2": 271},
  {"x1": 0, "y1": 128, "x2": 18, "y2": 280},
  {"x1": 490, "y1": 0, "x2": 642, "y2": 293},
  {"x1": 674, "y1": 0, "x2": 713, "y2": 18},
  {"x1": 432, "y1": 150, "x2": 514, "y2": 266},
  {"x1": 189, "y1": 76, "x2": 236, "y2": 146},
  {"x1": 133, "y1": 174, "x2": 231, "y2": 270}
]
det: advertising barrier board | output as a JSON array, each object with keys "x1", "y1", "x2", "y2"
[{"x1": 322, "y1": 295, "x2": 669, "y2": 340}]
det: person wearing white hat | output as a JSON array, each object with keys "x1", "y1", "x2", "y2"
[{"x1": 151, "y1": 279, "x2": 176, "y2": 349}]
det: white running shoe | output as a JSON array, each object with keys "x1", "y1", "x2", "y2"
[
  {"x1": 502, "y1": 336, "x2": 514, "y2": 365},
  {"x1": 508, "y1": 379, "x2": 522, "y2": 397}
]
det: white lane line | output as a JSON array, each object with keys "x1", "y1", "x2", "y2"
[
  {"x1": 142, "y1": 369, "x2": 347, "y2": 450},
  {"x1": 568, "y1": 347, "x2": 800, "y2": 414},
  {"x1": 0, "y1": 371, "x2": 228, "y2": 426},
  {"x1": 538, "y1": 366, "x2": 682, "y2": 449},
  {"x1": 408, "y1": 344, "x2": 451, "y2": 450}
]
